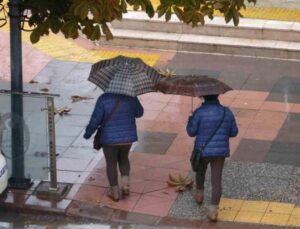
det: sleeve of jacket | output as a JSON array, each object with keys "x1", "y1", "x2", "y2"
[
  {"x1": 229, "y1": 110, "x2": 238, "y2": 137},
  {"x1": 135, "y1": 98, "x2": 144, "y2": 118},
  {"x1": 186, "y1": 110, "x2": 200, "y2": 137},
  {"x1": 84, "y1": 97, "x2": 104, "y2": 139}
]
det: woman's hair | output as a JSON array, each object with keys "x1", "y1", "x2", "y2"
[{"x1": 203, "y1": 94, "x2": 219, "y2": 101}]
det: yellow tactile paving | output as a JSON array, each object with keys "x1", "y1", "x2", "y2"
[
  {"x1": 0, "y1": 14, "x2": 160, "y2": 67},
  {"x1": 234, "y1": 211, "x2": 264, "y2": 223},
  {"x1": 240, "y1": 200, "x2": 269, "y2": 212},
  {"x1": 288, "y1": 215, "x2": 300, "y2": 227},
  {"x1": 218, "y1": 198, "x2": 300, "y2": 227},
  {"x1": 218, "y1": 210, "x2": 238, "y2": 221},
  {"x1": 266, "y1": 202, "x2": 295, "y2": 214},
  {"x1": 219, "y1": 198, "x2": 244, "y2": 211},
  {"x1": 261, "y1": 213, "x2": 290, "y2": 226},
  {"x1": 148, "y1": 0, "x2": 300, "y2": 22}
]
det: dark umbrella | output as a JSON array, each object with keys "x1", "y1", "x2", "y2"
[
  {"x1": 88, "y1": 55, "x2": 161, "y2": 97},
  {"x1": 155, "y1": 75, "x2": 232, "y2": 112}
]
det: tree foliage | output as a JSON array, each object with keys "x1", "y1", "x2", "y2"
[{"x1": 0, "y1": 0, "x2": 257, "y2": 43}]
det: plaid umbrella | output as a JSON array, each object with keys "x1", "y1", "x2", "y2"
[
  {"x1": 155, "y1": 75, "x2": 232, "y2": 97},
  {"x1": 88, "y1": 55, "x2": 161, "y2": 97}
]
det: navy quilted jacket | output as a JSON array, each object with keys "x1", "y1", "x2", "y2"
[
  {"x1": 84, "y1": 93, "x2": 144, "y2": 145},
  {"x1": 186, "y1": 100, "x2": 238, "y2": 157}
]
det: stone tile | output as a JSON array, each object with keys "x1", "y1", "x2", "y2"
[
  {"x1": 100, "y1": 192, "x2": 141, "y2": 212},
  {"x1": 267, "y1": 76, "x2": 300, "y2": 103},
  {"x1": 156, "y1": 111, "x2": 189, "y2": 123},
  {"x1": 242, "y1": 72, "x2": 281, "y2": 92},
  {"x1": 133, "y1": 195, "x2": 173, "y2": 217},
  {"x1": 57, "y1": 157, "x2": 92, "y2": 172},
  {"x1": 140, "y1": 110, "x2": 161, "y2": 121},
  {"x1": 73, "y1": 185, "x2": 106, "y2": 204},
  {"x1": 231, "y1": 139, "x2": 272, "y2": 163},
  {"x1": 261, "y1": 213, "x2": 290, "y2": 226},
  {"x1": 25, "y1": 195, "x2": 71, "y2": 212},
  {"x1": 145, "y1": 187, "x2": 178, "y2": 201},
  {"x1": 111, "y1": 210, "x2": 159, "y2": 225},
  {"x1": 0, "y1": 192, "x2": 29, "y2": 206},
  {"x1": 139, "y1": 92, "x2": 172, "y2": 103},
  {"x1": 266, "y1": 202, "x2": 294, "y2": 214},
  {"x1": 236, "y1": 90, "x2": 269, "y2": 101},
  {"x1": 234, "y1": 211, "x2": 264, "y2": 224},
  {"x1": 133, "y1": 130, "x2": 177, "y2": 155},
  {"x1": 34, "y1": 59, "x2": 77, "y2": 84},
  {"x1": 57, "y1": 170, "x2": 81, "y2": 184},
  {"x1": 141, "y1": 100, "x2": 167, "y2": 111},
  {"x1": 261, "y1": 101, "x2": 292, "y2": 112},
  {"x1": 240, "y1": 200, "x2": 269, "y2": 212},
  {"x1": 84, "y1": 172, "x2": 109, "y2": 188},
  {"x1": 56, "y1": 114, "x2": 90, "y2": 127},
  {"x1": 61, "y1": 147, "x2": 96, "y2": 161},
  {"x1": 67, "y1": 200, "x2": 114, "y2": 221},
  {"x1": 218, "y1": 71, "x2": 249, "y2": 90},
  {"x1": 230, "y1": 98, "x2": 263, "y2": 110},
  {"x1": 266, "y1": 142, "x2": 300, "y2": 166},
  {"x1": 158, "y1": 216, "x2": 203, "y2": 228},
  {"x1": 243, "y1": 129, "x2": 279, "y2": 141}
]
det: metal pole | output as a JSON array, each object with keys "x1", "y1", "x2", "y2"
[
  {"x1": 47, "y1": 97, "x2": 58, "y2": 190},
  {"x1": 8, "y1": 0, "x2": 29, "y2": 188}
]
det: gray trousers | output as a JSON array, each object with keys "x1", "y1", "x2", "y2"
[
  {"x1": 103, "y1": 144, "x2": 132, "y2": 186},
  {"x1": 196, "y1": 157, "x2": 225, "y2": 205}
]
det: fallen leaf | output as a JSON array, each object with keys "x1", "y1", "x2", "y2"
[
  {"x1": 54, "y1": 107, "x2": 71, "y2": 116},
  {"x1": 70, "y1": 95, "x2": 93, "y2": 103},
  {"x1": 167, "y1": 173, "x2": 193, "y2": 192},
  {"x1": 29, "y1": 80, "x2": 39, "y2": 84},
  {"x1": 40, "y1": 88, "x2": 49, "y2": 92}
]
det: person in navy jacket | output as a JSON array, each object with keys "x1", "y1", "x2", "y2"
[
  {"x1": 186, "y1": 94, "x2": 238, "y2": 222},
  {"x1": 84, "y1": 93, "x2": 144, "y2": 201}
]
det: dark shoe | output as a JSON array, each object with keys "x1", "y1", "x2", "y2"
[
  {"x1": 206, "y1": 205, "x2": 218, "y2": 222},
  {"x1": 121, "y1": 176, "x2": 130, "y2": 197},
  {"x1": 107, "y1": 186, "x2": 120, "y2": 202},
  {"x1": 193, "y1": 189, "x2": 204, "y2": 204}
]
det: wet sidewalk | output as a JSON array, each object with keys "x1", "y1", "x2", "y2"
[{"x1": 1, "y1": 4, "x2": 300, "y2": 228}]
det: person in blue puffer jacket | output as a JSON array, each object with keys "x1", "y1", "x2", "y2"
[
  {"x1": 186, "y1": 94, "x2": 238, "y2": 222},
  {"x1": 84, "y1": 93, "x2": 144, "y2": 201}
]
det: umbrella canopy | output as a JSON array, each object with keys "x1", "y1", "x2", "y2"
[
  {"x1": 88, "y1": 55, "x2": 161, "y2": 97},
  {"x1": 155, "y1": 75, "x2": 232, "y2": 97}
]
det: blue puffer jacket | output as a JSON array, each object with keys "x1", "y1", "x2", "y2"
[
  {"x1": 186, "y1": 100, "x2": 238, "y2": 157},
  {"x1": 84, "y1": 93, "x2": 144, "y2": 145}
]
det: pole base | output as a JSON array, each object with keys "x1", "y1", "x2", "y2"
[
  {"x1": 8, "y1": 177, "x2": 33, "y2": 190},
  {"x1": 35, "y1": 181, "x2": 72, "y2": 201}
]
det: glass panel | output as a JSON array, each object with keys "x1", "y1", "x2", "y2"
[{"x1": 0, "y1": 92, "x2": 49, "y2": 180}]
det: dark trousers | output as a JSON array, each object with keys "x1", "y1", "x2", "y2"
[
  {"x1": 103, "y1": 144, "x2": 132, "y2": 186},
  {"x1": 196, "y1": 157, "x2": 225, "y2": 205}
]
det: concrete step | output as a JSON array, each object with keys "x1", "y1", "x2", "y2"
[
  {"x1": 98, "y1": 28, "x2": 300, "y2": 60},
  {"x1": 111, "y1": 12, "x2": 300, "y2": 43}
]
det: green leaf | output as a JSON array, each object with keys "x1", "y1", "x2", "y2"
[
  {"x1": 173, "y1": 6, "x2": 184, "y2": 21},
  {"x1": 79, "y1": 3, "x2": 89, "y2": 20},
  {"x1": 101, "y1": 23, "x2": 113, "y2": 40},
  {"x1": 157, "y1": 5, "x2": 169, "y2": 18},
  {"x1": 214, "y1": 2, "x2": 224, "y2": 10},
  {"x1": 165, "y1": 7, "x2": 172, "y2": 22},
  {"x1": 30, "y1": 29, "x2": 41, "y2": 43},
  {"x1": 90, "y1": 26, "x2": 101, "y2": 41},
  {"x1": 90, "y1": 5, "x2": 100, "y2": 22},
  {"x1": 142, "y1": 0, "x2": 155, "y2": 18}
]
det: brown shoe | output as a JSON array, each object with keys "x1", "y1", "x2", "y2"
[
  {"x1": 206, "y1": 205, "x2": 218, "y2": 222},
  {"x1": 107, "y1": 186, "x2": 120, "y2": 202},
  {"x1": 193, "y1": 189, "x2": 204, "y2": 204},
  {"x1": 121, "y1": 176, "x2": 130, "y2": 197}
]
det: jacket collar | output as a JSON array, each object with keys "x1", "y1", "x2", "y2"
[{"x1": 202, "y1": 99, "x2": 220, "y2": 105}]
